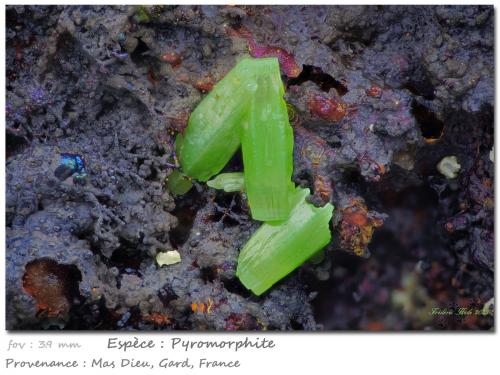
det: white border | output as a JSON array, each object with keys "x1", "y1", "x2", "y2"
[{"x1": 0, "y1": 1, "x2": 498, "y2": 374}]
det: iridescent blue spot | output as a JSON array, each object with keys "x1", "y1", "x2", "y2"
[{"x1": 55, "y1": 153, "x2": 87, "y2": 181}]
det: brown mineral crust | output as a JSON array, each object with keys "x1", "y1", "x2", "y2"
[
  {"x1": 22, "y1": 258, "x2": 80, "y2": 318},
  {"x1": 338, "y1": 199, "x2": 385, "y2": 257}
]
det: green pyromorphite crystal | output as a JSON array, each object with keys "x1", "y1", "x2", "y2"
[
  {"x1": 242, "y1": 69, "x2": 295, "y2": 221},
  {"x1": 177, "y1": 58, "x2": 277, "y2": 182},
  {"x1": 176, "y1": 57, "x2": 295, "y2": 220},
  {"x1": 170, "y1": 57, "x2": 335, "y2": 295},
  {"x1": 236, "y1": 187, "x2": 334, "y2": 295},
  {"x1": 166, "y1": 169, "x2": 193, "y2": 195},
  {"x1": 207, "y1": 172, "x2": 245, "y2": 192}
]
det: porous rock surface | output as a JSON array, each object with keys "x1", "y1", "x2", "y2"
[{"x1": 6, "y1": 5, "x2": 493, "y2": 330}]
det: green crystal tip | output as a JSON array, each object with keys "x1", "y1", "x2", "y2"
[
  {"x1": 166, "y1": 169, "x2": 193, "y2": 195},
  {"x1": 176, "y1": 57, "x2": 280, "y2": 182},
  {"x1": 207, "y1": 172, "x2": 245, "y2": 192},
  {"x1": 236, "y1": 187, "x2": 334, "y2": 295}
]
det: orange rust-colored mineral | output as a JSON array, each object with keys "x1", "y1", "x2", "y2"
[
  {"x1": 194, "y1": 75, "x2": 215, "y2": 93},
  {"x1": 366, "y1": 85, "x2": 382, "y2": 98},
  {"x1": 161, "y1": 51, "x2": 182, "y2": 67},
  {"x1": 167, "y1": 110, "x2": 190, "y2": 133},
  {"x1": 143, "y1": 312, "x2": 171, "y2": 326},
  {"x1": 225, "y1": 25, "x2": 300, "y2": 77},
  {"x1": 339, "y1": 199, "x2": 384, "y2": 257},
  {"x1": 190, "y1": 298, "x2": 214, "y2": 314},
  {"x1": 22, "y1": 259, "x2": 78, "y2": 318},
  {"x1": 191, "y1": 303, "x2": 199, "y2": 313},
  {"x1": 308, "y1": 94, "x2": 347, "y2": 122},
  {"x1": 365, "y1": 321, "x2": 386, "y2": 331},
  {"x1": 313, "y1": 173, "x2": 333, "y2": 202}
]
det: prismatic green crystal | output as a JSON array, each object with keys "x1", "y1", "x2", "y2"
[
  {"x1": 241, "y1": 69, "x2": 295, "y2": 221},
  {"x1": 176, "y1": 57, "x2": 295, "y2": 220},
  {"x1": 166, "y1": 169, "x2": 193, "y2": 195},
  {"x1": 236, "y1": 187, "x2": 334, "y2": 295},
  {"x1": 207, "y1": 172, "x2": 245, "y2": 192},
  {"x1": 177, "y1": 58, "x2": 263, "y2": 182},
  {"x1": 169, "y1": 57, "x2": 335, "y2": 296}
]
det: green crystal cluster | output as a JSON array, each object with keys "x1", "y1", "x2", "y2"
[
  {"x1": 168, "y1": 57, "x2": 334, "y2": 295},
  {"x1": 236, "y1": 187, "x2": 333, "y2": 295}
]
